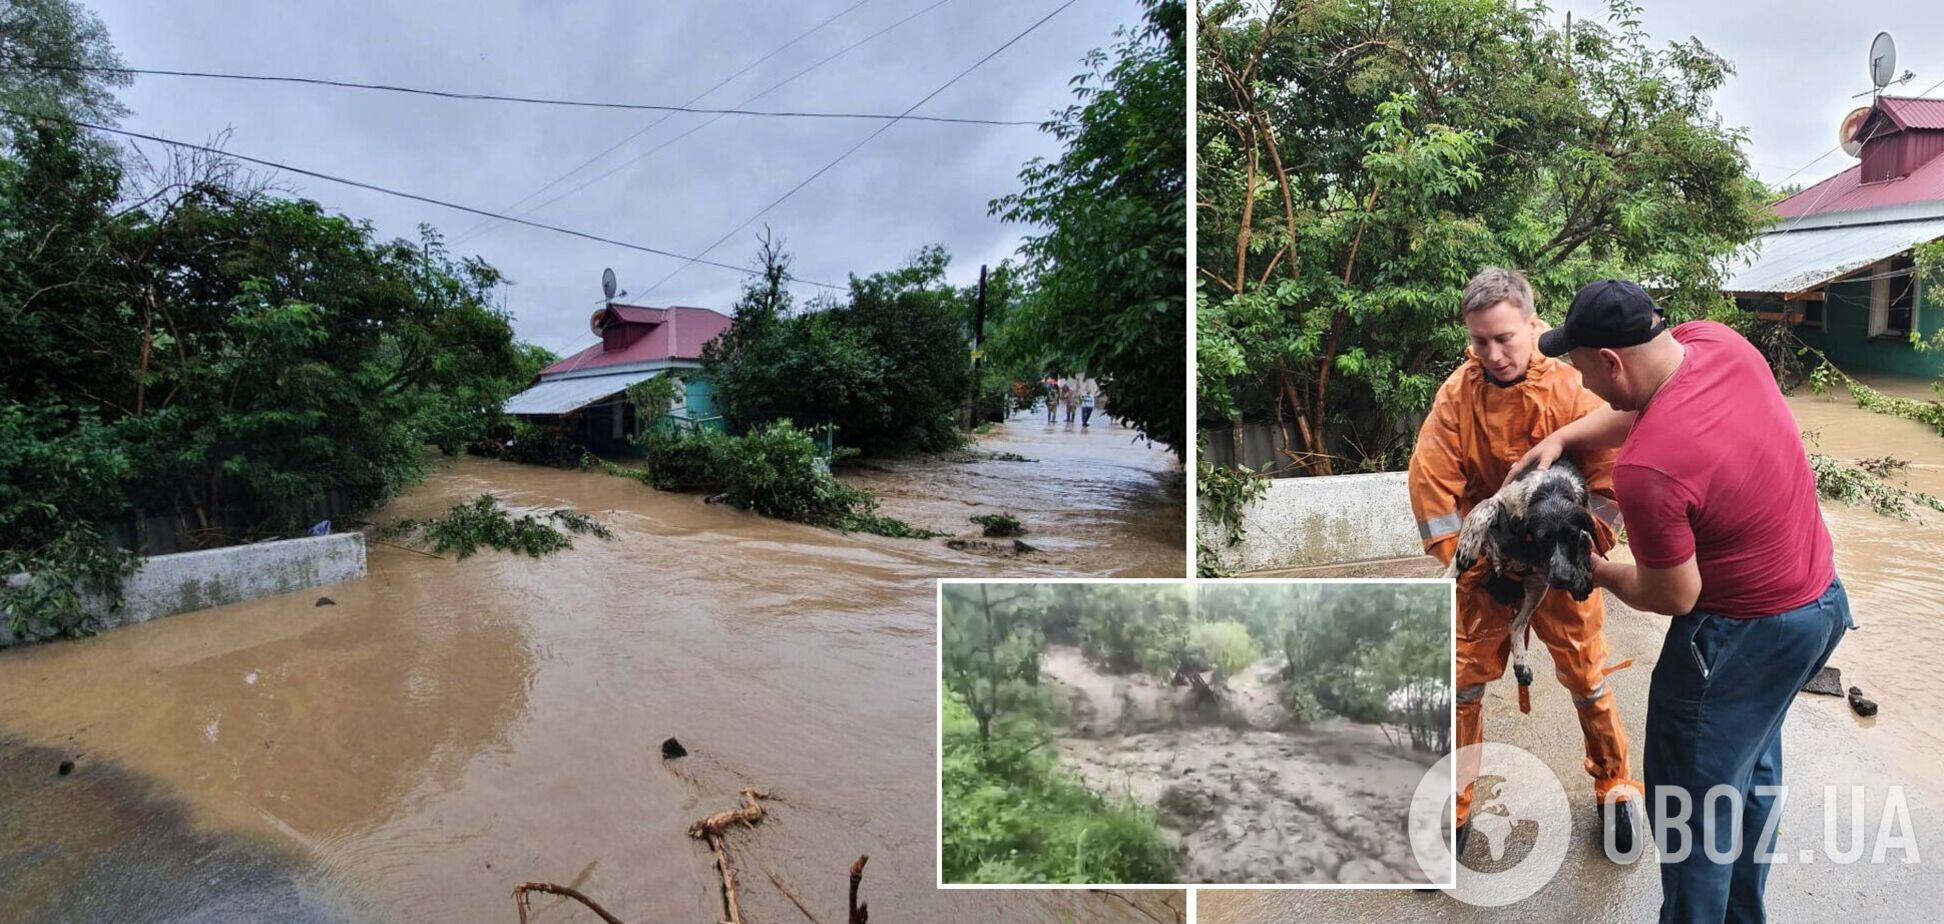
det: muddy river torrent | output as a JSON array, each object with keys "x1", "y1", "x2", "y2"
[
  {"x1": 1783, "y1": 377, "x2": 1944, "y2": 789},
  {"x1": 0, "y1": 416, "x2": 1184, "y2": 923},
  {"x1": 1041, "y1": 646, "x2": 1438, "y2": 885}
]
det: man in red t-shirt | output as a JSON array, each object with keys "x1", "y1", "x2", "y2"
[{"x1": 1511, "y1": 280, "x2": 1850, "y2": 924}]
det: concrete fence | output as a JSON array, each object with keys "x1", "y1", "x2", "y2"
[
  {"x1": 3, "y1": 532, "x2": 366, "y2": 646},
  {"x1": 1198, "y1": 472, "x2": 1425, "y2": 573}
]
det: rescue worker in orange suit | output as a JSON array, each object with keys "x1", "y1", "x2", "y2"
[{"x1": 1408, "y1": 267, "x2": 1643, "y2": 861}]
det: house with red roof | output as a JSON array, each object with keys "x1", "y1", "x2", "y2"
[
  {"x1": 1727, "y1": 94, "x2": 1944, "y2": 377},
  {"x1": 503, "y1": 303, "x2": 732, "y2": 451}
]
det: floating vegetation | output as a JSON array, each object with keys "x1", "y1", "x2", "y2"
[{"x1": 381, "y1": 495, "x2": 614, "y2": 560}]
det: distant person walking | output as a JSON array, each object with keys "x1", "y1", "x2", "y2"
[
  {"x1": 1043, "y1": 376, "x2": 1060, "y2": 424},
  {"x1": 1079, "y1": 377, "x2": 1099, "y2": 427},
  {"x1": 1062, "y1": 378, "x2": 1080, "y2": 423}
]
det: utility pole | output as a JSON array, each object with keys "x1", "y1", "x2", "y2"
[{"x1": 966, "y1": 264, "x2": 988, "y2": 430}]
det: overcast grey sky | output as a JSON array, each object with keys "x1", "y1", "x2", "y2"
[
  {"x1": 86, "y1": 0, "x2": 1140, "y2": 355},
  {"x1": 1549, "y1": 0, "x2": 1944, "y2": 190}
]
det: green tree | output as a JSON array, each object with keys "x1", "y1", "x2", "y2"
[
  {"x1": 0, "y1": 120, "x2": 530, "y2": 637},
  {"x1": 941, "y1": 583, "x2": 1047, "y2": 745},
  {"x1": 705, "y1": 234, "x2": 971, "y2": 454},
  {"x1": 993, "y1": 0, "x2": 1187, "y2": 458},
  {"x1": 0, "y1": 0, "x2": 129, "y2": 143},
  {"x1": 1198, "y1": 0, "x2": 1769, "y2": 473}
]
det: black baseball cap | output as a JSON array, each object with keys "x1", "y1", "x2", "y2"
[{"x1": 1539, "y1": 279, "x2": 1666, "y2": 357}]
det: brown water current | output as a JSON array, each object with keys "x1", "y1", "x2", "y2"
[
  {"x1": 841, "y1": 410, "x2": 1184, "y2": 577},
  {"x1": 1786, "y1": 379, "x2": 1944, "y2": 788},
  {"x1": 1041, "y1": 647, "x2": 1437, "y2": 885},
  {"x1": 0, "y1": 417, "x2": 1185, "y2": 924}
]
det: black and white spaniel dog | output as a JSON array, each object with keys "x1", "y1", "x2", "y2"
[{"x1": 1443, "y1": 460, "x2": 1598, "y2": 711}]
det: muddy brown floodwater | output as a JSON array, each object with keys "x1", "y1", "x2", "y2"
[
  {"x1": 1041, "y1": 646, "x2": 1438, "y2": 885},
  {"x1": 1785, "y1": 378, "x2": 1944, "y2": 788},
  {"x1": 841, "y1": 409, "x2": 1184, "y2": 577},
  {"x1": 0, "y1": 415, "x2": 1184, "y2": 924}
]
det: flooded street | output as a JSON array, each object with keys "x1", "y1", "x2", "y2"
[
  {"x1": 0, "y1": 418, "x2": 1184, "y2": 924},
  {"x1": 841, "y1": 409, "x2": 1184, "y2": 577},
  {"x1": 1785, "y1": 378, "x2": 1944, "y2": 788},
  {"x1": 1042, "y1": 646, "x2": 1436, "y2": 885}
]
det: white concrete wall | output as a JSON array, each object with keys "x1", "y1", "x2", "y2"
[
  {"x1": 4, "y1": 533, "x2": 365, "y2": 645},
  {"x1": 1199, "y1": 472, "x2": 1424, "y2": 573}
]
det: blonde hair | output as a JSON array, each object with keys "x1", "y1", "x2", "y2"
[{"x1": 1461, "y1": 267, "x2": 1535, "y2": 317}]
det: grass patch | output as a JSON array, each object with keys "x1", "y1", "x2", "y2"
[{"x1": 940, "y1": 691, "x2": 1177, "y2": 884}]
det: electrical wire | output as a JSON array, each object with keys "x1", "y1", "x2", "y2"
[
  {"x1": 13, "y1": 111, "x2": 846, "y2": 290},
  {"x1": 637, "y1": 0, "x2": 1079, "y2": 299},
  {"x1": 0, "y1": 64, "x2": 1037, "y2": 126},
  {"x1": 454, "y1": 0, "x2": 964, "y2": 246},
  {"x1": 448, "y1": 0, "x2": 879, "y2": 242}
]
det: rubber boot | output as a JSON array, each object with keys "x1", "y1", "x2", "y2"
[{"x1": 1599, "y1": 799, "x2": 1638, "y2": 861}]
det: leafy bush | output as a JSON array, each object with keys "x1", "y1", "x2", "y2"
[
  {"x1": 641, "y1": 426, "x2": 733, "y2": 491},
  {"x1": 381, "y1": 495, "x2": 613, "y2": 560},
  {"x1": 972, "y1": 513, "x2": 1026, "y2": 537},
  {"x1": 1186, "y1": 620, "x2": 1256, "y2": 676},
  {"x1": 641, "y1": 421, "x2": 936, "y2": 538},
  {"x1": 941, "y1": 690, "x2": 1177, "y2": 884},
  {"x1": 705, "y1": 234, "x2": 972, "y2": 454},
  {"x1": 1077, "y1": 583, "x2": 1190, "y2": 675},
  {"x1": 468, "y1": 418, "x2": 584, "y2": 468}
]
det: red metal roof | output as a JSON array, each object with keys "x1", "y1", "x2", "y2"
[
  {"x1": 1771, "y1": 154, "x2": 1944, "y2": 219},
  {"x1": 1878, "y1": 96, "x2": 1944, "y2": 132},
  {"x1": 539, "y1": 304, "x2": 732, "y2": 377},
  {"x1": 1774, "y1": 97, "x2": 1944, "y2": 219}
]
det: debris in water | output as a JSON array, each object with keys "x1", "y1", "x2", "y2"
[
  {"x1": 315, "y1": 596, "x2": 336, "y2": 607},
  {"x1": 1012, "y1": 539, "x2": 1038, "y2": 554},
  {"x1": 661, "y1": 737, "x2": 687, "y2": 760},
  {"x1": 971, "y1": 513, "x2": 1026, "y2": 537},
  {"x1": 379, "y1": 495, "x2": 614, "y2": 560},
  {"x1": 56, "y1": 759, "x2": 74, "y2": 776},
  {"x1": 243, "y1": 672, "x2": 259, "y2": 685},
  {"x1": 1802, "y1": 665, "x2": 1842, "y2": 696},
  {"x1": 691, "y1": 788, "x2": 771, "y2": 924},
  {"x1": 1849, "y1": 685, "x2": 1879, "y2": 717},
  {"x1": 945, "y1": 537, "x2": 1040, "y2": 556}
]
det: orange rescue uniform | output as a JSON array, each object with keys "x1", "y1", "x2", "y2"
[{"x1": 1408, "y1": 350, "x2": 1641, "y2": 828}]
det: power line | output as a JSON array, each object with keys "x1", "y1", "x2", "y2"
[
  {"x1": 453, "y1": 0, "x2": 962, "y2": 247},
  {"x1": 18, "y1": 112, "x2": 846, "y2": 290},
  {"x1": 1, "y1": 64, "x2": 1039, "y2": 126},
  {"x1": 1775, "y1": 76, "x2": 1944, "y2": 235},
  {"x1": 1770, "y1": 75, "x2": 1944, "y2": 195},
  {"x1": 639, "y1": 0, "x2": 1079, "y2": 298},
  {"x1": 449, "y1": 0, "x2": 880, "y2": 244}
]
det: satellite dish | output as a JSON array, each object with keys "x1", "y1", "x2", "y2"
[
  {"x1": 602, "y1": 267, "x2": 618, "y2": 301},
  {"x1": 1871, "y1": 32, "x2": 1897, "y2": 91},
  {"x1": 1841, "y1": 106, "x2": 1873, "y2": 157}
]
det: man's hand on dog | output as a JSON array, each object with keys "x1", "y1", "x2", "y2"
[{"x1": 1505, "y1": 433, "x2": 1567, "y2": 487}]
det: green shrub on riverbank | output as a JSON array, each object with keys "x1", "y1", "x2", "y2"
[
  {"x1": 941, "y1": 691, "x2": 1177, "y2": 884},
  {"x1": 640, "y1": 421, "x2": 937, "y2": 538}
]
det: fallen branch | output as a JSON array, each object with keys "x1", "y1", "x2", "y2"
[
  {"x1": 512, "y1": 882, "x2": 628, "y2": 924},
  {"x1": 848, "y1": 854, "x2": 870, "y2": 924},
  {"x1": 706, "y1": 833, "x2": 743, "y2": 924},
  {"x1": 1086, "y1": 888, "x2": 1184, "y2": 924},
  {"x1": 763, "y1": 868, "x2": 824, "y2": 924},
  {"x1": 689, "y1": 788, "x2": 769, "y2": 837},
  {"x1": 690, "y1": 788, "x2": 771, "y2": 924}
]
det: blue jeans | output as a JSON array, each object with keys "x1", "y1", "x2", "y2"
[{"x1": 1645, "y1": 576, "x2": 1851, "y2": 924}]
